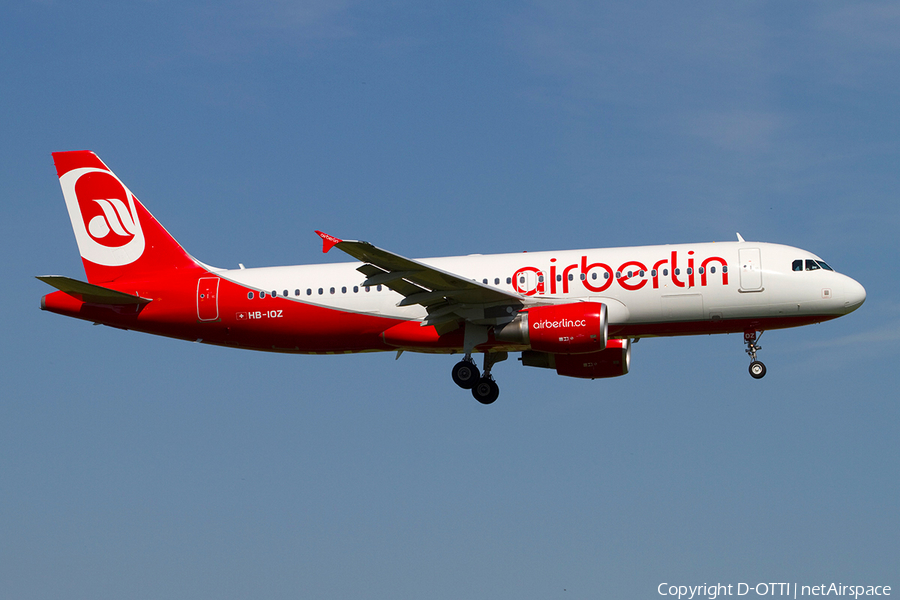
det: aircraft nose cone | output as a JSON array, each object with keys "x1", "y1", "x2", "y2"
[{"x1": 843, "y1": 278, "x2": 866, "y2": 313}]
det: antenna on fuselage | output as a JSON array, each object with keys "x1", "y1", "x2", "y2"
[{"x1": 736, "y1": 233, "x2": 745, "y2": 242}]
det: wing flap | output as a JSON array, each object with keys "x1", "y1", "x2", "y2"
[{"x1": 356, "y1": 264, "x2": 433, "y2": 299}]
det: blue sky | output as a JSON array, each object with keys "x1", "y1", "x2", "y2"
[{"x1": 2, "y1": 2, "x2": 898, "y2": 598}]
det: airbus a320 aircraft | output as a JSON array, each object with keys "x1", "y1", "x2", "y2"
[{"x1": 39, "y1": 151, "x2": 866, "y2": 404}]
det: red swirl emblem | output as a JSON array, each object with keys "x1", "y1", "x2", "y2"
[{"x1": 75, "y1": 171, "x2": 138, "y2": 248}]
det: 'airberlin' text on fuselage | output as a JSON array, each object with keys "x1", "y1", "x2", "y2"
[
  {"x1": 512, "y1": 251, "x2": 729, "y2": 296},
  {"x1": 532, "y1": 319, "x2": 587, "y2": 329}
]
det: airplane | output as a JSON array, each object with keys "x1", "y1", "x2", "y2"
[{"x1": 39, "y1": 151, "x2": 867, "y2": 404}]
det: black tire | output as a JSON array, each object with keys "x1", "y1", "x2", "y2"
[
  {"x1": 471, "y1": 377, "x2": 500, "y2": 405},
  {"x1": 749, "y1": 361, "x2": 767, "y2": 379},
  {"x1": 452, "y1": 360, "x2": 480, "y2": 389}
]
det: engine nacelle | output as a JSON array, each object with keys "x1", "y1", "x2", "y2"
[
  {"x1": 521, "y1": 338, "x2": 631, "y2": 379},
  {"x1": 495, "y1": 302, "x2": 608, "y2": 354}
]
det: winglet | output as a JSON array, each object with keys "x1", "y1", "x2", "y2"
[{"x1": 315, "y1": 231, "x2": 342, "y2": 253}]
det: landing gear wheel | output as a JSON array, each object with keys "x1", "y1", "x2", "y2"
[
  {"x1": 471, "y1": 377, "x2": 500, "y2": 405},
  {"x1": 749, "y1": 361, "x2": 767, "y2": 379},
  {"x1": 744, "y1": 330, "x2": 767, "y2": 380},
  {"x1": 452, "y1": 360, "x2": 480, "y2": 389}
]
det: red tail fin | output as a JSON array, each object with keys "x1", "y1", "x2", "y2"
[{"x1": 52, "y1": 151, "x2": 199, "y2": 284}]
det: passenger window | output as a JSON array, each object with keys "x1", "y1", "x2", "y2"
[
  {"x1": 354, "y1": 286, "x2": 359, "y2": 293},
  {"x1": 556, "y1": 275, "x2": 562, "y2": 282},
  {"x1": 651, "y1": 269, "x2": 657, "y2": 277},
  {"x1": 247, "y1": 292, "x2": 253, "y2": 300},
  {"x1": 307, "y1": 289, "x2": 312, "y2": 296},
  {"x1": 580, "y1": 273, "x2": 586, "y2": 280},
  {"x1": 377, "y1": 285, "x2": 383, "y2": 291},
  {"x1": 698, "y1": 268, "x2": 704, "y2": 275},
  {"x1": 674, "y1": 269, "x2": 680, "y2": 276},
  {"x1": 294, "y1": 289, "x2": 300, "y2": 296},
  {"x1": 663, "y1": 269, "x2": 669, "y2": 276},
  {"x1": 568, "y1": 274, "x2": 574, "y2": 281},
  {"x1": 271, "y1": 291, "x2": 277, "y2": 297},
  {"x1": 686, "y1": 268, "x2": 692, "y2": 275},
  {"x1": 806, "y1": 259, "x2": 820, "y2": 271},
  {"x1": 722, "y1": 266, "x2": 727, "y2": 274},
  {"x1": 330, "y1": 287, "x2": 335, "y2": 294},
  {"x1": 495, "y1": 278, "x2": 500, "y2": 285},
  {"x1": 342, "y1": 286, "x2": 347, "y2": 293},
  {"x1": 592, "y1": 273, "x2": 598, "y2": 280},
  {"x1": 283, "y1": 290, "x2": 288, "y2": 297},
  {"x1": 710, "y1": 266, "x2": 716, "y2": 274},
  {"x1": 538, "y1": 275, "x2": 544, "y2": 283},
  {"x1": 615, "y1": 271, "x2": 621, "y2": 278},
  {"x1": 792, "y1": 259, "x2": 803, "y2": 272},
  {"x1": 318, "y1": 288, "x2": 323, "y2": 295},
  {"x1": 259, "y1": 291, "x2": 265, "y2": 299}
]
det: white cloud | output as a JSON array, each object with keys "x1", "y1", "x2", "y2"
[
  {"x1": 800, "y1": 321, "x2": 900, "y2": 350},
  {"x1": 683, "y1": 110, "x2": 783, "y2": 153},
  {"x1": 184, "y1": 0, "x2": 356, "y2": 59},
  {"x1": 505, "y1": 3, "x2": 774, "y2": 106},
  {"x1": 816, "y1": 2, "x2": 900, "y2": 51}
]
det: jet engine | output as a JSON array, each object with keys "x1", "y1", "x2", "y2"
[
  {"x1": 494, "y1": 302, "x2": 608, "y2": 354},
  {"x1": 521, "y1": 338, "x2": 631, "y2": 379}
]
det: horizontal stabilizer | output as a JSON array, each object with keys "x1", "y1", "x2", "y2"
[{"x1": 36, "y1": 275, "x2": 152, "y2": 305}]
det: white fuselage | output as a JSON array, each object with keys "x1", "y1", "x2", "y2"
[{"x1": 215, "y1": 240, "x2": 866, "y2": 335}]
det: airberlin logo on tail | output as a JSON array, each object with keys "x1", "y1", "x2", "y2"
[
  {"x1": 59, "y1": 167, "x2": 145, "y2": 266},
  {"x1": 85, "y1": 198, "x2": 138, "y2": 245}
]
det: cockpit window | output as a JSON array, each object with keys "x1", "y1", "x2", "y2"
[{"x1": 794, "y1": 258, "x2": 837, "y2": 273}]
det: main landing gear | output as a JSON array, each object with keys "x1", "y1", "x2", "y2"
[
  {"x1": 451, "y1": 358, "x2": 480, "y2": 389},
  {"x1": 744, "y1": 330, "x2": 766, "y2": 379},
  {"x1": 451, "y1": 352, "x2": 506, "y2": 404}
]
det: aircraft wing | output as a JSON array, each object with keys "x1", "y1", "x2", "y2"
[{"x1": 315, "y1": 231, "x2": 524, "y2": 328}]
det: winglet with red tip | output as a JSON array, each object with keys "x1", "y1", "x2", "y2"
[{"x1": 315, "y1": 231, "x2": 342, "y2": 253}]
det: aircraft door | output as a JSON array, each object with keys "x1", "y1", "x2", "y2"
[
  {"x1": 197, "y1": 277, "x2": 220, "y2": 321},
  {"x1": 739, "y1": 248, "x2": 763, "y2": 291}
]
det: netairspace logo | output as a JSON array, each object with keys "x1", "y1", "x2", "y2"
[{"x1": 657, "y1": 582, "x2": 891, "y2": 599}]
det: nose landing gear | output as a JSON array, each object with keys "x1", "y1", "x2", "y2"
[{"x1": 744, "y1": 330, "x2": 766, "y2": 379}]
